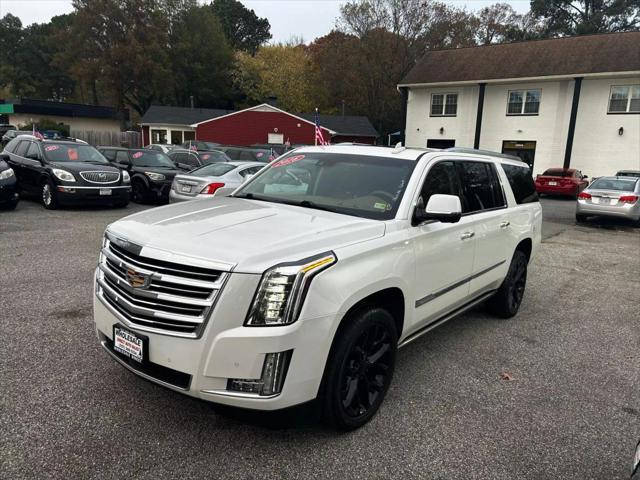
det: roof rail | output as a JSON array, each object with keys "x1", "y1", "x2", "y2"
[{"x1": 445, "y1": 147, "x2": 521, "y2": 161}]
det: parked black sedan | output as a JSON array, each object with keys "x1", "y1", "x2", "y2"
[
  {"x1": 98, "y1": 147, "x2": 182, "y2": 204},
  {"x1": 3, "y1": 136, "x2": 129, "y2": 209},
  {"x1": 0, "y1": 153, "x2": 19, "y2": 210}
]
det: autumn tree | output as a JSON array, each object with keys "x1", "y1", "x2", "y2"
[{"x1": 530, "y1": 0, "x2": 640, "y2": 35}]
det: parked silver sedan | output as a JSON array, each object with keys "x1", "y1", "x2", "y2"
[
  {"x1": 169, "y1": 161, "x2": 265, "y2": 203},
  {"x1": 576, "y1": 176, "x2": 640, "y2": 224}
]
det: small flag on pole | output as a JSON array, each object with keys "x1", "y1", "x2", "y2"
[
  {"x1": 32, "y1": 124, "x2": 44, "y2": 140},
  {"x1": 314, "y1": 108, "x2": 328, "y2": 146}
]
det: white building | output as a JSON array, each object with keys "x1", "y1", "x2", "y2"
[{"x1": 399, "y1": 32, "x2": 640, "y2": 177}]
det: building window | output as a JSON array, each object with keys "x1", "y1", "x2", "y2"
[
  {"x1": 608, "y1": 85, "x2": 640, "y2": 113},
  {"x1": 507, "y1": 89, "x2": 540, "y2": 115},
  {"x1": 430, "y1": 93, "x2": 457, "y2": 116},
  {"x1": 151, "y1": 129, "x2": 167, "y2": 144}
]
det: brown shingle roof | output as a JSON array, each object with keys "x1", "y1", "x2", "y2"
[{"x1": 400, "y1": 31, "x2": 640, "y2": 85}]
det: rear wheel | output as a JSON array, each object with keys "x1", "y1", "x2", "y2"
[
  {"x1": 321, "y1": 307, "x2": 397, "y2": 430},
  {"x1": 486, "y1": 250, "x2": 528, "y2": 319},
  {"x1": 41, "y1": 180, "x2": 59, "y2": 210}
]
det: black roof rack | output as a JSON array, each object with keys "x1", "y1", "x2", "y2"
[{"x1": 445, "y1": 147, "x2": 521, "y2": 161}]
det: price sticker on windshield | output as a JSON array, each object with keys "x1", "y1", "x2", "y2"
[
  {"x1": 68, "y1": 149, "x2": 78, "y2": 161},
  {"x1": 272, "y1": 155, "x2": 305, "y2": 168},
  {"x1": 45, "y1": 145, "x2": 59, "y2": 152},
  {"x1": 132, "y1": 152, "x2": 144, "y2": 159},
  {"x1": 202, "y1": 154, "x2": 210, "y2": 160}
]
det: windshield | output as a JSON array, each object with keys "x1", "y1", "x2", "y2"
[
  {"x1": 130, "y1": 151, "x2": 176, "y2": 168},
  {"x1": 234, "y1": 152, "x2": 417, "y2": 220},
  {"x1": 199, "y1": 151, "x2": 230, "y2": 164},
  {"x1": 43, "y1": 144, "x2": 109, "y2": 163},
  {"x1": 590, "y1": 178, "x2": 637, "y2": 192},
  {"x1": 190, "y1": 163, "x2": 237, "y2": 177}
]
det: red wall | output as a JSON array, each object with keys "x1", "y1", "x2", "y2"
[{"x1": 195, "y1": 111, "x2": 332, "y2": 146}]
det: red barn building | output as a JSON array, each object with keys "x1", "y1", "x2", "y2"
[{"x1": 140, "y1": 103, "x2": 378, "y2": 147}]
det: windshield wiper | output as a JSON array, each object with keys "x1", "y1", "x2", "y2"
[
  {"x1": 232, "y1": 192, "x2": 273, "y2": 202},
  {"x1": 297, "y1": 200, "x2": 340, "y2": 214}
]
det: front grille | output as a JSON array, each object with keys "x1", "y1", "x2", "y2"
[
  {"x1": 80, "y1": 171, "x2": 120, "y2": 183},
  {"x1": 96, "y1": 237, "x2": 228, "y2": 338}
]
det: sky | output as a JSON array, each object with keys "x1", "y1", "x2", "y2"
[{"x1": 0, "y1": 0, "x2": 530, "y2": 43}]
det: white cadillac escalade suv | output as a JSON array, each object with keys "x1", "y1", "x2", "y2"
[{"x1": 94, "y1": 145, "x2": 541, "y2": 430}]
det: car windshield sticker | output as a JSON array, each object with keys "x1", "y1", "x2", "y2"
[
  {"x1": 45, "y1": 145, "x2": 59, "y2": 152},
  {"x1": 132, "y1": 152, "x2": 143, "y2": 159},
  {"x1": 256, "y1": 152, "x2": 263, "y2": 158},
  {"x1": 68, "y1": 149, "x2": 78, "y2": 161},
  {"x1": 272, "y1": 155, "x2": 305, "y2": 168},
  {"x1": 202, "y1": 154, "x2": 210, "y2": 160},
  {"x1": 373, "y1": 202, "x2": 389, "y2": 211}
]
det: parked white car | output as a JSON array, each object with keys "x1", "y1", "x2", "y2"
[
  {"x1": 145, "y1": 143, "x2": 179, "y2": 154},
  {"x1": 93, "y1": 145, "x2": 542, "y2": 430},
  {"x1": 169, "y1": 161, "x2": 265, "y2": 202}
]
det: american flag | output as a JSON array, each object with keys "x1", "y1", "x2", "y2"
[
  {"x1": 32, "y1": 125, "x2": 44, "y2": 140},
  {"x1": 314, "y1": 108, "x2": 328, "y2": 146}
]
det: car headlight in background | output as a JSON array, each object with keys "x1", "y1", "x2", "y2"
[
  {"x1": 122, "y1": 170, "x2": 130, "y2": 183},
  {"x1": 145, "y1": 171, "x2": 165, "y2": 181},
  {"x1": 0, "y1": 168, "x2": 14, "y2": 180},
  {"x1": 52, "y1": 168, "x2": 76, "y2": 182},
  {"x1": 246, "y1": 252, "x2": 336, "y2": 326}
]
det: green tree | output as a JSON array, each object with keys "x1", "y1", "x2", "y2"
[
  {"x1": 169, "y1": 5, "x2": 235, "y2": 107},
  {"x1": 211, "y1": 0, "x2": 271, "y2": 53},
  {"x1": 530, "y1": 0, "x2": 640, "y2": 35},
  {"x1": 0, "y1": 14, "x2": 24, "y2": 94}
]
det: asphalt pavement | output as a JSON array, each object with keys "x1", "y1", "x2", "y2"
[{"x1": 1, "y1": 196, "x2": 638, "y2": 479}]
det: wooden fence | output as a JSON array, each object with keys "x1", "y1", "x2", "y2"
[{"x1": 70, "y1": 130, "x2": 141, "y2": 148}]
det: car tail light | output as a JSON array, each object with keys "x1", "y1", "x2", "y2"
[
  {"x1": 619, "y1": 195, "x2": 638, "y2": 203},
  {"x1": 200, "y1": 182, "x2": 225, "y2": 195},
  {"x1": 578, "y1": 192, "x2": 591, "y2": 199}
]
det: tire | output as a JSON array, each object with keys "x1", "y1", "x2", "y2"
[
  {"x1": 131, "y1": 181, "x2": 148, "y2": 204},
  {"x1": 486, "y1": 250, "x2": 528, "y2": 319},
  {"x1": 575, "y1": 213, "x2": 588, "y2": 223},
  {"x1": 41, "y1": 180, "x2": 59, "y2": 210},
  {"x1": 321, "y1": 307, "x2": 398, "y2": 431}
]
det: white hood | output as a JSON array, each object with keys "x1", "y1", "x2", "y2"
[{"x1": 108, "y1": 197, "x2": 385, "y2": 274}]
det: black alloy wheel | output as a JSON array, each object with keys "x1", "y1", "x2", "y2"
[
  {"x1": 322, "y1": 307, "x2": 397, "y2": 430},
  {"x1": 131, "y1": 181, "x2": 147, "y2": 204},
  {"x1": 486, "y1": 250, "x2": 528, "y2": 318}
]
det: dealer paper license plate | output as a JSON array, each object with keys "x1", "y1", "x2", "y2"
[
  {"x1": 100, "y1": 188, "x2": 112, "y2": 196},
  {"x1": 113, "y1": 326, "x2": 145, "y2": 363},
  {"x1": 180, "y1": 185, "x2": 192, "y2": 193}
]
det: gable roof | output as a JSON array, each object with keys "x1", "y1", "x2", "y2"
[
  {"x1": 400, "y1": 31, "x2": 640, "y2": 86},
  {"x1": 141, "y1": 105, "x2": 233, "y2": 125},
  {"x1": 141, "y1": 103, "x2": 379, "y2": 138}
]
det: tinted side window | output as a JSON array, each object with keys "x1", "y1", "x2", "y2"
[
  {"x1": 457, "y1": 161, "x2": 504, "y2": 213},
  {"x1": 184, "y1": 153, "x2": 200, "y2": 167},
  {"x1": 4, "y1": 138, "x2": 19, "y2": 153},
  {"x1": 224, "y1": 148, "x2": 242, "y2": 160},
  {"x1": 420, "y1": 161, "x2": 462, "y2": 206},
  {"x1": 101, "y1": 149, "x2": 116, "y2": 161},
  {"x1": 26, "y1": 142, "x2": 41, "y2": 159},
  {"x1": 502, "y1": 164, "x2": 539, "y2": 204},
  {"x1": 116, "y1": 151, "x2": 130, "y2": 163},
  {"x1": 15, "y1": 140, "x2": 30, "y2": 157}
]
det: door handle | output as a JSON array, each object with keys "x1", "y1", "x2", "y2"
[
  {"x1": 460, "y1": 231, "x2": 475, "y2": 240},
  {"x1": 499, "y1": 221, "x2": 511, "y2": 229}
]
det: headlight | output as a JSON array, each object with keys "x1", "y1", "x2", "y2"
[
  {"x1": 145, "y1": 171, "x2": 165, "y2": 181},
  {"x1": 52, "y1": 168, "x2": 76, "y2": 182},
  {"x1": 122, "y1": 170, "x2": 130, "y2": 183},
  {"x1": 246, "y1": 252, "x2": 336, "y2": 326},
  {"x1": 0, "y1": 168, "x2": 14, "y2": 180}
]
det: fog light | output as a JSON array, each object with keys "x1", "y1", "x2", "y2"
[
  {"x1": 227, "y1": 350, "x2": 292, "y2": 396},
  {"x1": 58, "y1": 186, "x2": 76, "y2": 193}
]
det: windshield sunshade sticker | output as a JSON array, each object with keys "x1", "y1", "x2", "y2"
[{"x1": 272, "y1": 155, "x2": 305, "y2": 168}]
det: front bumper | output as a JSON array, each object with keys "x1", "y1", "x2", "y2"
[
  {"x1": 0, "y1": 180, "x2": 18, "y2": 205},
  {"x1": 576, "y1": 200, "x2": 640, "y2": 221},
  {"x1": 57, "y1": 185, "x2": 130, "y2": 205},
  {"x1": 93, "y1": 271, "x2": 337, "y2": 410}
]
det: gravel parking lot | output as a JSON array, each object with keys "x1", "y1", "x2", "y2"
[{"x1": 1, "y1": 197, "x2": 638, "y2": 480}]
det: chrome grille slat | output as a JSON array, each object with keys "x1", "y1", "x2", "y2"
[
  {"x1": 96, "y1": 237, "x2": 228, "y2": 338},
  {"x1": 80, "y1": 171, "x2": 120, "y2": 183}
]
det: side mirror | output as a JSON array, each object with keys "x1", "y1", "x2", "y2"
[
  {"x1": 583, "y1": 175, "x2": 588, "y2": 179},
  {"x1": 414, "y1": 194, "x2": 462, "y2": 225}
]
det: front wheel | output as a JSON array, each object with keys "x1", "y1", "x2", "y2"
[
  {"x1": 486, "y1": 250, "x2": 528, "y2": 318},
  {"x1": 131, "y1": 181, "x2": 148, "y2": 204},
  {"x1": 321, "y1": 307, "x2": 397, "y2": 430},
  {"x1": 42, "y1": 180, "x2": 59, "y2": 210}
]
